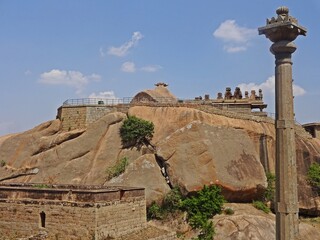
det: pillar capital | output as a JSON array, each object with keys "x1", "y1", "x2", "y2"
[
  {"x1": 258, "y1": 6, "x2": 306, "y2": 43},
  {"x1": 270, "y1": 41, "x2": 296, "y2": 55}
]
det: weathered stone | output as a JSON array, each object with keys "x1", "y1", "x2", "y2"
[
  {"x1": 213, "y1": 203, "x2": 320, "y2": 240},
  {"x1": 157, "y1": 121, "x2": 266, "y2": 201},
  {"x1": 0, "y1": 106, "x2": 319, "y2": 215},
  {"x1": 107, "y1": 154, "x2": 171, "y2": 205}
]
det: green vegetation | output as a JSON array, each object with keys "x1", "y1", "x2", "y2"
[
  {"x1": 307, "y1": 162, "x2": 320, "y2": 194},
  {"x1": 181, "y1": 185, "x2": 224, "y2": 240},
  {"x1": 224, "y1": 207, "x2": 235, "y2": 215},
  {"x1": 264, "y1": 172, "x2": 276, "y2": 202},
  {"x1": 147, "y1": 187, "x2": 183, "y2": 220},
  {"x1": 163, "y1": 186, "x2": 183, "y2": 211},
  {"x1": 147, "y1": 202, "x2": 164, "y2": 220},
  {"x1": 252, "y1": 200, "x2": 270, "y2": 214},
  {"x1": 120, "y1": 115, "x2": 154, "y2": 148},
  {"x1": 147, "y1": 185, "x2": 225, "y2": 240},
  {"x1": 0, "y1": 160, "x2": 6, "y2": 167},
  {"x1": 106, "y1": 157, "x2": 129, "y2": 180}
]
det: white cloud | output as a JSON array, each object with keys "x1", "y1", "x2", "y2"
[
  {"x1": 238, "y1": 76, "x2": 306, "y2": 97},
  {"x1": 140, "y1": 65, "x2": 162, "y2": 72},
  {"x1": 224, "y1": 46, "x2": 247, "y2": 53},
  {"x1": 121, "y1": 61, "x2": 136, "y2": 73},
  {"x1": 99, "y1": 47, "x2": 106, "y2": 57},
  {"x1": 39, "y1": 69, "x2": 101, "y2": 94},
  {"x1": 88, "y1": 91, "x2": 123, "y2": 104},
  {"x1": 213, "y1": 20, "x2": 256, "y2": 53},
  {"x1": 107, "y1": 31, "x2": 143, "y2": 57},
  {"x1": 89, "y1": 91, "x2": 117, "y2": 99}
]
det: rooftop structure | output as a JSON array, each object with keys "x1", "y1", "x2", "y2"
[
  {"x1": 131, "y1": 82, "x2": 178, "y2": 104},
  {"x1": 302, "y1": 122, "x2": 320, "y2": 140},
  {"x1": 210, "y1": 87, "x2": 267, "y2": 116}
]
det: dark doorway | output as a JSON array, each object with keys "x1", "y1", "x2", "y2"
[{"x1": 40, "y1": 211, "x2": 46, "y2": 228}]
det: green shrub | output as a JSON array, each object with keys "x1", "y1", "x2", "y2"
[
  {"x1": 120, "y1": 115, "x2": 154, "y2": 148},
  {"x1": 224, "y1": 207, "x2": 235, "y2": 215},
  {"x1": 147, "y1": 202, "x2": 164, "y2": 220},
  {"x1": 307, "y1": 162, "x2": 320, "y2": 193},
  {"x1": 197, "y1": 220, "x2": 215, "y2": 240},
  {"x1": 181, "y1": 185, "x2": 224, "y2": 240},
  {"x1": 106, "y1": 157, "x2": 128, "y2": 180},
  {"x1": 181, "y1": 185, "x2": 224, "y2": 220},
  {"x1": 264, "y1": 172, "x2": 276, "y2": 202},
  {"x1": 252, "y1": 200, "x2": 270, "y2": 213},
  {"x1": 163, "y1": 187, "x2": 183, "y2": 212}
]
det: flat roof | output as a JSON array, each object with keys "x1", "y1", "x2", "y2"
[
  {"x1": 302, "y1": 122, "x2": 320, "y2": 128},
  {"x1": 0, "y1": 183, "x2": 145, "y2": 204}
]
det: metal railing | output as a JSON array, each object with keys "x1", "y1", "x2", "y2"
[
  {"x1": 63, "y1": 98, "x2": 133, "y2": 106},
  {"x1": 62, "y1": 97, "x2": 180, "y2": 106}
]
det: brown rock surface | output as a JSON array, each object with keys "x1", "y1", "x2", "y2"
[
  {"x1": 156, "y1": 120, "x2": 266, "y2": 201},
  {"x1": 107, "y1": 154, "x2": 171, "y2": 205},
  {"x1": 0, "y1": 105, "x2": 319, "y2": 215},
  {"x1": 0, "y1": 113, "x2": 127, "y2": 185},
  {"x1": 213, "y1": 203, "x2": 320, "y2": 240}
]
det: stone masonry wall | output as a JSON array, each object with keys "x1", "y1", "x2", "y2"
[
  {"x1": 0, "y1": 184, "x2": 146, "y2": 240},
  {"x1": 57, "y1": 105, "x2": 130, "y2": 131},
  {"x1": 0, "y1": 201, "x2": 96, "y2": 239},
  {"x1": 96, "y1": 197, "x2": 147, "y2": 238},
  {"x1": 58, "y1": 105, "x2": 87, "y2": 131}
]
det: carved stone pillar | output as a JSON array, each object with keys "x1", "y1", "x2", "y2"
[{"x1": 258, "y1": 7, "x2": 306, "y2": 240}]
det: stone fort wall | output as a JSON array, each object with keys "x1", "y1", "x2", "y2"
[
  {"x1": 57, "y1": 101, "x2": 270, "y2": 132},
  {"x1": 0, "y1": 183, "x2": 146, "y2": 240},
  {"x1": 56, "y1": 102, "x2": 311, "y2": 139},
  {"x1": 57, "y1": 105, "x2": 130, "y2": 131}
]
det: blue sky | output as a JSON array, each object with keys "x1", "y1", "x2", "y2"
[{"x1": 1, "y1": 1, "x2": 320, "y2": 136}]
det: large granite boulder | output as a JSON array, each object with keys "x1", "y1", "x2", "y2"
[
  {"x1": 0, "y1": 105, "x2": 319, "y2": 215},
  {"x1": 156, "y1": 120, "x2": 266, "y2": 201},
  {"x1": 107, "y1": 154, "x2": 171, "y2": 205}
]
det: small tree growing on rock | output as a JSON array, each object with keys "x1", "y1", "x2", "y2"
[
  {"x1": 307, "y1": 162, "x2": 320, "y2": 194},
  {"x1": 120, "y1": 115, "x2": 154, "y2": 149}
]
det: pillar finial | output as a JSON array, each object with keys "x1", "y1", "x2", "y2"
[
  {"x1": 258, "y1": 6, "x2": 306, "y2": 43},
  {"x1": 276, "y1": 6, "x2": 289, "y2": 16}
]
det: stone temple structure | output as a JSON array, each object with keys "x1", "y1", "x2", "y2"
[
  {"x1": 131, "y1": 82, "x2": 178, "y2": 104},
  {"x1": 259, "y1": 6, "x2": 306, "y2": 240},
  {"x1": 210, "y1": 87, "x2": 267, "y2": 115}
]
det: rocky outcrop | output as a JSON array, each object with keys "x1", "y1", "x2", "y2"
[
  {"x1": 129, "y1": 106, "x2": 320, "y2": 211},
  {"x1": 213, "y1": 203, "x2": 320, "y2": 240},
  {"x1": 108, "y1": 154, "x2": 171, "y2": 205},
  {"x1": 0, "y1": 105, "x2": 319, "y2": 215},
  {"x1": 156, "y1": 121, "x2": 266, "y2": 201},
  {"x1": 0, "y1": 113, "x2": 127, "y2": 185}
]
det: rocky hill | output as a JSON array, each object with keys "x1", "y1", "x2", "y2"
[{"x1": 0, "y1": 105, "x2": 319, "y2": 218}]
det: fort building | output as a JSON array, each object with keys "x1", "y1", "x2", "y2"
[
  {"x1": 302, "y1": 122, "x2": 320, "y2": 140},
  {"x1": 0, "y1": 183, "x2": 149, "y2": 239},
  {"x1": 57, "y1": 83, "x2": 268, "y2": 131}
]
